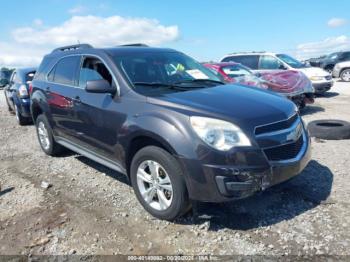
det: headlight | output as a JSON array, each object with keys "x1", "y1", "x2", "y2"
[
  {"x1": 190, "y1": 116, "x2": 251, "y2": 151},
  {"x1": 309, "y1": 76, "x2": 323, "y2": 81}
]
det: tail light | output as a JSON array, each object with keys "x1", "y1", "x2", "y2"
[
  {"x1": 29, "y1": 83, "x2": 33, "y2": 95},
  {"x1": 18, "y1": 84, "x2": 29, "y2": 98}
]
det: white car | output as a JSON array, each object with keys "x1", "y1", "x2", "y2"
[
  {"x1": 221, "y1": 52, "x2": 333, "y2": 94},
  {"x1": 332, "y1": 61, "x2": 350, "y2": 82}
]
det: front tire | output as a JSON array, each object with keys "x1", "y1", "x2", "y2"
[
  {"x1": 130, "y1": 146, "x2": 190, "y2": 220},
  {"x1": 35, "y1": 114, "x2": 64, "y2": 156},
  {"x1": 340, "y1": 69, "x2": 350, "y2": 82}
]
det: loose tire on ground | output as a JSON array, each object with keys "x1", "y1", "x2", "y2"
[
  {"x1": 130, "y1": 146, "x2": 190, "y2": 221},
  {"x1": 308, "y1": 120, "x2": 350, "y2": 140}
]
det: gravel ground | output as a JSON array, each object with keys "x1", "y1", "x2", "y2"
[{"x1": 0, "y1": 81, "x2": 349, "y2": 257}]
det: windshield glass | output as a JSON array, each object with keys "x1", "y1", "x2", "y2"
[
  {"x1": 221, "y1": 64, "x2": 252, "y2": 77},
  {"x1": 327, "y1": 52, "x2": 339, "y2": 59},
  {"x1": 113, "y1": 51, "x2": 222, "y2": 95},
  {"x1": 276, "y1": 54, "x2": 305, "y2": 69}
]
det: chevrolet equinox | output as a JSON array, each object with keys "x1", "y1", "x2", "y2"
[{"x1": 31, "y1": 44, "x2": 311, "y2": 220}]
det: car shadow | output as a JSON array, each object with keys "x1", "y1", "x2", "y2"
[
  {"x1": 0, "y1": 187, "x2": 15, "y2": 197},
  {"x1": 300, "y1": 105, "x2": 325, "y2": 116},
  {"x1": 316, "y1": 92, "x2": 339, "y2": 98},
  {"x1": 177, "y1": 160, "x2": 333, "y2": 231},
  {"x1": 75, "y1": 155, "x2": 129, "y2": 185}
]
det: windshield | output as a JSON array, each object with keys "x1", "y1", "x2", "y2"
[
  {"x1": 326, "y1": 52, "x2": 339, "y2": 60},
  {"x1": 221, "y1": 64, "x2": 252, "y2": 77},
  {"x1": 276, "y1": 54, "x2": 306, "y2": 69},
  {"x1": 113, "y1": 51, "x2": 222, "y2": 95}
]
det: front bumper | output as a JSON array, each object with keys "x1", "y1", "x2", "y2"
[
  {"x1": 179, "y1": 132, "x2": 311, "y2": 202},
  {"x1": 312, "y1": 81, "x2": 333, "y2": 94},
  {"x1": 332, "y1": 68, "x2": 341, "y2": 78}
]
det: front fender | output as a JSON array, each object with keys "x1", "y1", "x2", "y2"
[{"x1": 127, "y1": 111, "x2": 196, "y2": 159}]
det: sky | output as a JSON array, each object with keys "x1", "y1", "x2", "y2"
[{"x1": 0, "y1": 0, "x2": 349, "y2": 67}]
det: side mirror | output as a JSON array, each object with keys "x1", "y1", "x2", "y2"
[
  {"x1": 255, "y1": 72, "x2": 262, "y2": 77},
  {"x1": 85, "y1": 79, "x2": 116, "y2": 94}
]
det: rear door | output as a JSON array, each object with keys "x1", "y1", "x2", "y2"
[{"x1": 46, "y1": 55, "x2": 82, "y2": 142}]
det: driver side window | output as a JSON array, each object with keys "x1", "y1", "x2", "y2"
[
  {"x1": 79, "y1": 57, "x2": 113, "y2": 88},
  {"x1": 259, "y1": 55, "x2": 284, "y2": 70}
]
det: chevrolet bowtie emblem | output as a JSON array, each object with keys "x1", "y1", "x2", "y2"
[{"x1": 286, "y1": 123, "x2": 302, "y2": 142}]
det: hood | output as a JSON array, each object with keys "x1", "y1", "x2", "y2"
[
  {"x1": 298, "y1": 67, "x2": 329, "y2": 77},
  {"x1": 148, "y1": 84, "x2": 297, "y2": 132},
  {"x1": 260, "y1": 70, "x2": 313, "y2": 95}
]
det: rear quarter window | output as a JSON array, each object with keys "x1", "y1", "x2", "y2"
[
  {"x1": 221, "y1": 55, "x2": 259, "y2": 70},
  {"x1": 50, "y1": 56, "x2": 81, "y2": 85}
]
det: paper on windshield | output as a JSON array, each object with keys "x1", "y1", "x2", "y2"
[{"x1": 186, "y1": 69, "x2": 209, "y2": 79}]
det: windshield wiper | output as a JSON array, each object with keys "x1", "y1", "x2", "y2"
[
  {"x1": 133, "y1": 82, "x2": 204, "y2": 91},
  {"x1": 174, "y1": 79, "x2": 225, "y2": 85}
]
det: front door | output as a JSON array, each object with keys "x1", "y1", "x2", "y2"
[{"x1": 72, "y1": 56, "x2": 125, "y2": 161}]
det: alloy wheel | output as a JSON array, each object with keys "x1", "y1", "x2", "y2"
[
  {"x1": 136, "y1": 160, "x2": 173, "y2": 211},
  {"x1": 38, "y1": 121, "x2": 50, "y2": 150},
  {"x1": 341, "y1": 70, "x2": 350, "y2": 82}
]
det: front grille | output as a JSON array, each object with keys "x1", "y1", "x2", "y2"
[
  {"x1": 264, "y1": 135, "x2": 304, "y2": 161},
  {"x1": 255, "y1": 114, "x2": 298, "y2": 135}
]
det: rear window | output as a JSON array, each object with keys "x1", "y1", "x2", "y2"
[
  {"x1": 221, "y1": 55, "x2": 259, "y2": 70},
  {"x1": 49, "y1": 56, "x2": 81, "y2": 85},
  {"x1": 26, "y1": 71, "x2": 36, "y2": 82}
]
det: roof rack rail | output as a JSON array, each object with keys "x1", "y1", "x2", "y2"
[
  {"x1": 119, "y1": 43, "x2": 149, "y2": 47},
  {"x1": 227, "y1": 51, "x2": 266, "y2": 55},
  {"x1": 51, "y1": 44, "x2": 93, "y2": 53}
]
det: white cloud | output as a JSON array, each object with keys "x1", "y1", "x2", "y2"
[
  {"x1": 0, "y1": 15, "x2": 179, "y2": 67},
  {"x1": 327, "y1": 18, "x2": 347, "y2": 28},
  {"x1": 295, "y1": 35, "x2": 350, "y2": 59},
  {"x1": 0, "y1": 42, "x2": 47, "y2": 68},
  {"x1": 33, "y1": 19, "x2": 43, "y2": 27},
  {"x1": 68, "y1": 5, "x2": 87, "y2": 15},
  {"x1": 12, "y1": 15, "x2": 180, "y2": 47}
]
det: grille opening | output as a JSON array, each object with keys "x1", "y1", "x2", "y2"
[{"x1": 264, "y1": 135, "x2": 304, "y2": 161}]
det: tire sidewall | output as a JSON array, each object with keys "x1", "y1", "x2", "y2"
[
  {"x1": 130, "y1": 146, "x2": 188, "y2": 220},
  {"x1": 35, "y1": 114, "x2": 55, "y2": 155}
]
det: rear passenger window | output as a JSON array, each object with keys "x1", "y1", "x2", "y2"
[
  {"x1": 221, "y1": 55, "x2": 259, "y2": 70},
  {"x1": 79, "y1": 57, "x2": 113, "y2": 88},
  {"x1": 52, "y1": 56, "x2": 81, "y2": 85}
]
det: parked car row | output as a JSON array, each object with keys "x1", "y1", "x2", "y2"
[
  {"x1": 220, "y1": 52, "x2": 334, "y2": 94},
  {"x1": 203, "y1": 62, "x2": 314, "y2": 109},
  {"x1": 306, "y1": 50, "x2": 350, "y2": 81}
]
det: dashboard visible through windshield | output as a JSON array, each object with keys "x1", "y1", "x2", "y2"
[{"x1": 113, "y1": 52, "x2": 223, "y2": 95}]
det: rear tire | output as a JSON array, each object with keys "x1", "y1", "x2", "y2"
[
  {"x1": 130, "y1": 146, "x2": 190, "y2": 221},
  {"x1": 340, "y1": 69, "x2": 350, "y2": 82},
  {"x1": 15, "y1": 105, "x2": 30, "y2": 126},
  {"x1": 35, "y1": 114, "x2": 65, "y2": 156}
]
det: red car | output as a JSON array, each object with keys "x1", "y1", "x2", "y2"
[{"x1": 204, "y1": 62, "x2": 314, "y2": 108}]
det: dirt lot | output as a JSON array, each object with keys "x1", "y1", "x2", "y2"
[{"x1": 0, "y1": 81, "x2": 349, "y2": 257}]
